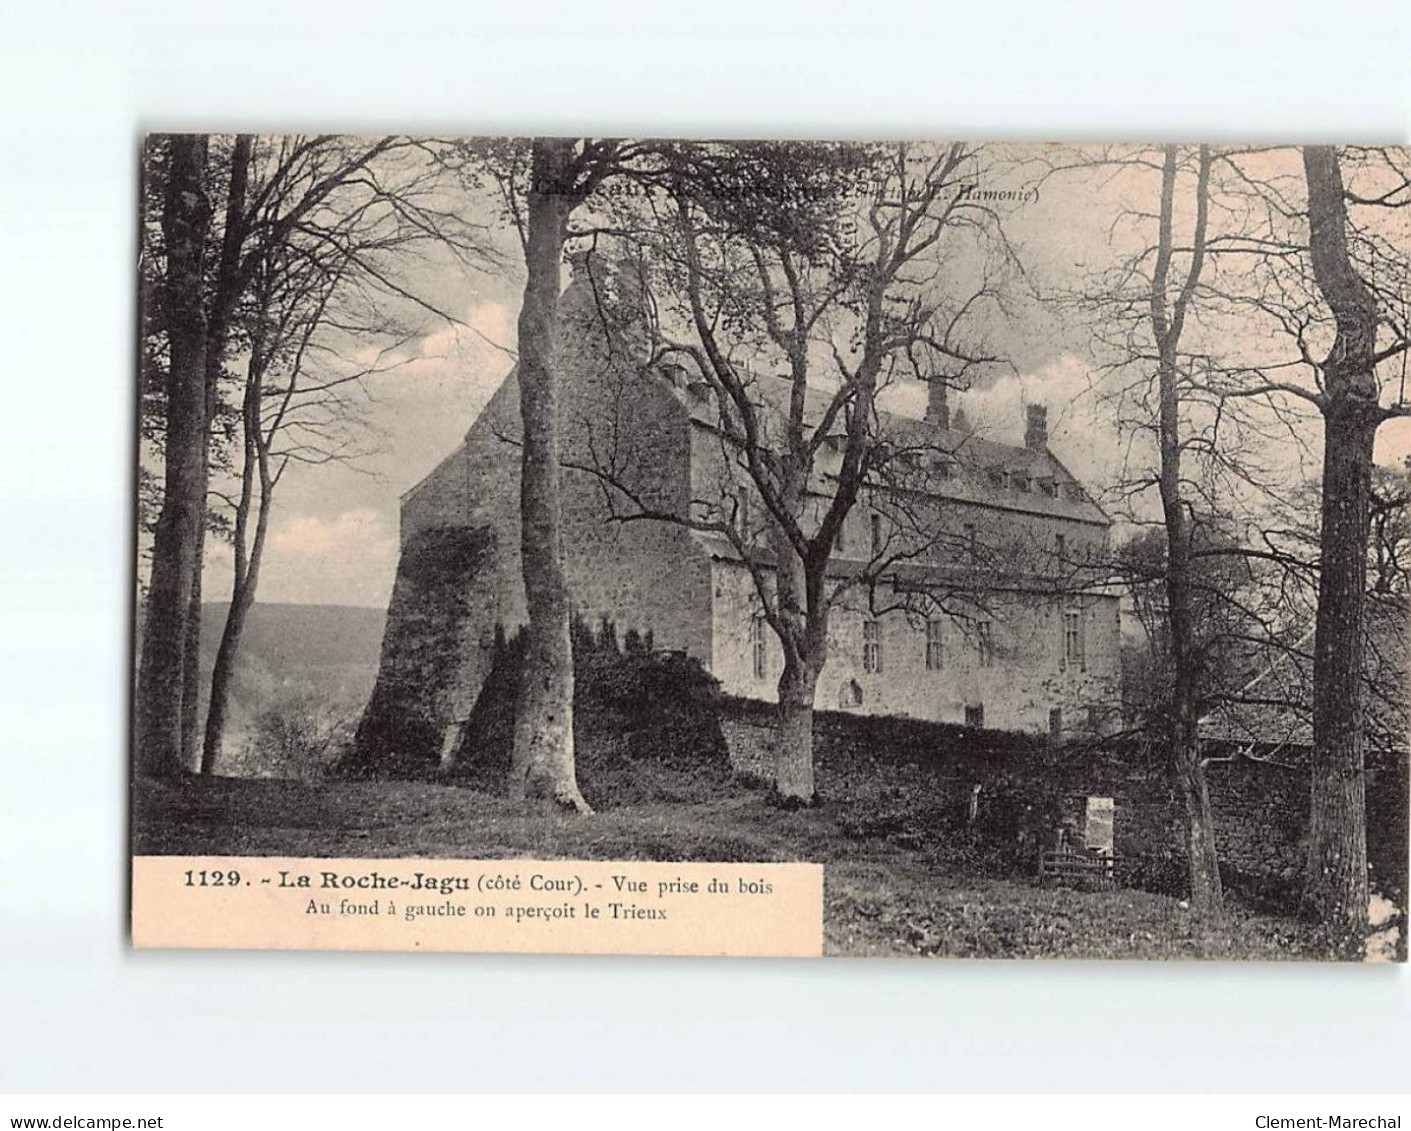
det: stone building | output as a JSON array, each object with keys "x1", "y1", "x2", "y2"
[{"x1": 375, "y1": 255, "x2": 1121, "y2": 758}]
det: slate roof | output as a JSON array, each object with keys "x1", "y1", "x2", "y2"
[{"x1": 658, "y1": 366, "x2": 1111, "y2": 527}]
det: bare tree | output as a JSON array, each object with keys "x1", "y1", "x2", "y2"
[
  {"x1": 1150, "y1": 144, "x2": 1224, "y2": 910},
  {"x1": 507, "y1": 138, "x2": 594, "y2": 809},
  {"x1": 183, "y1": 135, "x2": 255, "y2": 765},
  {"x1": 573, "y1": 142, "x2": 1008, "y2": 801},
  {"x1": 1037, "y1": 143, "x2": 1259, "y2": 909},
  {"x1": 136, "y1": 135, "x2": 213, "y2": 778},
  {"x1": 1173, "y1": 144, "x2": 1411, "y2": 932},
  {"x1": 138, "y1": 133, "x2": 492, "y2": 775},
  {"x1": 198, "y1": 136, "x2": 495, "y2": 774},
  {"x1": 1301, "y1": 145, "x2": 1400, "y2": 932},
  {"x1": 472, "y1": 138, "x2": 679, "y2": 810}
]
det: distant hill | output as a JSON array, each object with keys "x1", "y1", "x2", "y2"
[
  {"x1": 195, "y1": 603, "x2": 386, "y2": 771},
  {"x1": 199, "y1": 602, "x2": 386, "y2": 686}
]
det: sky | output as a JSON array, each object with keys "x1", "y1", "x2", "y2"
[{"x1": 194, "y1": 140, "x2": 1411, "y2": 610}]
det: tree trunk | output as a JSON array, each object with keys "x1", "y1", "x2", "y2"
[
  {"x1": 181, "y1": 573, "x2": 204, "y2": 767},
  {"x1": 766, "y1": 465, "x2": 822, "y2": 804},
  {"x1": 202, "y1": 486, "x2": 272, "y2": 775},
  {"x1": 1151, "y1": 144, "x2": 1223, "y2": 911},
  {"x1": 135, "y1": 135, "x2": 212, "y2": 778},
  {"x1": 1305, "y1": 400, "x2": 1375, "y2": 930},
  {"x1": 507, "y1": 138, "x2": 591, "y2": 813},
  {"x1": 202, "y1": 337, "x2": 271, "y2": 775},
  {"x1": 1174, "y1": 706, "x2": 1222, "y2": 907},
  {"x1": 775, "y1": 658, "x2": 820, "y2": 803},
  {"x1": 1302, "y1": 145, "x2": 1379, "y2": 935},
  {"x1": 182, "y1": 135, "x2": 253, "y2": 769}
]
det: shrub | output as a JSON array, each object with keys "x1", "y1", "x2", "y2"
[
  {"x1": 452, "y1": 618, "x2": 736, "y2": 808},
  {"x1": 224, "y1": 692, "x2": 356, "y2": 780}
]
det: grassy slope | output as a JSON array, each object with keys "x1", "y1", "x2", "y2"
[{"x1": 133, "y1": 775, "x2": 1336, "y2": 960}]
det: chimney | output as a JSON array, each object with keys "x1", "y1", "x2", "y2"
[
  {"x1": 1025, "y1": 404, "x2": 1048, "y2": 451},
  {"x1": 926, "y1": 378, "x2": 951, "y2": 429}
]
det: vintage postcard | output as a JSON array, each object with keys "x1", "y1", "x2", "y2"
[{"x1": 131, "y1": 136, "x2": 1409, "y2": 960}]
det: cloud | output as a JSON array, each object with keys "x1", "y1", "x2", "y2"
[
  {"x1": 204, "y1": 509, "x2": 401, "y2": 608},
  {"x1": 204, "y1": 298, "x2": 520, "y2": 611},
  {"x1": 951, "y1": 354, "x2": 1123, "y2": 489}
]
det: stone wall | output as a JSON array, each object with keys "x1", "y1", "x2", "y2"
[
  {"x1": 720, "y1": 698, "x2": 1409, "y2": 909},
  {"x1": 344, "y1": 525, "x2": 499, "y2": 775}
]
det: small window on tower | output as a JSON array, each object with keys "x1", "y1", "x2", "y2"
[{"x1": 870, "y1": 513, "x2": 883, "y2": 556}]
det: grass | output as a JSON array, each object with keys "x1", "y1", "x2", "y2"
[{"x1": 132, "y1": 772, "x2": 1346, "y2": 960}]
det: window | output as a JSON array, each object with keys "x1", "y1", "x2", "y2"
[
  {"x1": 870, "y1": 513, "x2": 883, "y2": 556},
  {"x1": 1041, "y1": 479, "x2": 1059, "y2": 499},
  {"x1": 836, "y1": 515, "x2": 847, "y2": 552},
  {"x1": 839, "y1": 679, "x2": 863, "y2": 708},
  {"x1": 963, "y1": 522, "x2": 977, "y2": 558},
  {"x1": 965, "y1": 704, "x2": 985, "y2": 728},
  {"x1": 862, "y1": 618, "x2": 883, "y2": 674},
  {"x1": 750, "y1": 616, "x2": 767, "y2": 681},
  {"x1": 1055, "y1": 533, "x2": 1066, "y2": 561},
  {"x1": 1062, "y1": 609, "x2": 1086, "y2": 671},
  {"x1": 976, "y1": 621, "x2": 993, "y2": 668},
  {"x1": 1049, "y1": 707, "x2": 1064, "y2": 740},
  {"x1": 925, "y1": 618, "x2": 944, "y2": 671}
]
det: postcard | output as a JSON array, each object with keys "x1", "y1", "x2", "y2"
[{"x1": 131, "y1": 136, "x2": 1409, "y2": 960}]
